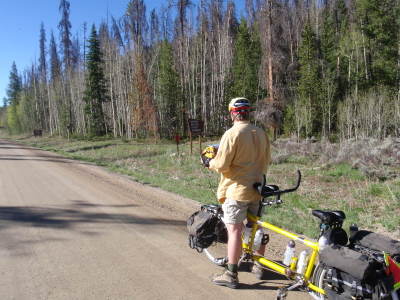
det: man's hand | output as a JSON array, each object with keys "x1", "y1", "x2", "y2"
[
  {"x1": 200, "y1": 145, "x2": 218, "y2": 168},
  {"x1": 201, "y1": 155, "x2": 211, "y2": 168}
]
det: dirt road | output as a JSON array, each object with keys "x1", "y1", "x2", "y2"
[{"x1": 0, "y1": 139, "x2": 309, "y2": 300}]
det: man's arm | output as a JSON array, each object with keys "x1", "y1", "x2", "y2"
[{"x1": 209, "y1": 130, "x2": 237, "y2": 174}]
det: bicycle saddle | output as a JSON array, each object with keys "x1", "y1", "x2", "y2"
[{"x1": 312, "y1": 209, "x2": 346, "y2": 224}]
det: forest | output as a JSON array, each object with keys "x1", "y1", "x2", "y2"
[{"x1": 1, "y1": 0, "x2": 400, "y2": 141}]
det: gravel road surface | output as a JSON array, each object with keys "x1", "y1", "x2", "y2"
[{"x1": 0, "y1": 139, "x2": 310, "y2": 300}]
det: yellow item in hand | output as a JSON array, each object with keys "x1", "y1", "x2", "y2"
[{"x1": 201, "y1": 144, "x2": 219, "y2": 159}]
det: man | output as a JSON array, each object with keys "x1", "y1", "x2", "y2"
[{"x1": 204, "y1": 97, "x2": 271, "y2": 289}]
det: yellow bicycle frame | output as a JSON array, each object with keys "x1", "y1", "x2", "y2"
[{"x1": 243, "y1": 213, "x2": 325, "y2": 295}]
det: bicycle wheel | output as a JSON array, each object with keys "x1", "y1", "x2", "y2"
[
  {"x1": 310, "y1": 263, "x2": 327, "y2": 299},
  {"x1": 203, "y1": 242, "x2": 228, "y2": 267}
]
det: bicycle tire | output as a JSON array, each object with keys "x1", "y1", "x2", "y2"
[
  {"x1": 203, "y1": 242, "x2": 228, "y2": 267},
  {"x1": 310, "y1": 263, "x2": 327, "y2": 299},
  {"x1": 310, "y1": 264, "x2": 400, "y2": 300}
]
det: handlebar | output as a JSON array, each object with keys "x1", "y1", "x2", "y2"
[{"x1": 253, "y1": 170, "x2": 301, "y2": 200}]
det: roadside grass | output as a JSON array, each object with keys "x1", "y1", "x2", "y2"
[
  {"x1": 6, "y1": 134, "x2": 400, "y2": 239},
  {"x1": 324, "y1": 163, "x2": 366, "y2": 181}
]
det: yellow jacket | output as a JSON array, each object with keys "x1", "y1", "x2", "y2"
[{"x1": 209, "y1": 121, "x2": 271, "y2": 203}]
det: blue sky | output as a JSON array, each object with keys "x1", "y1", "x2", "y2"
[{"x1": 0, "y1": 0, "x2": 245, "y2": 102}]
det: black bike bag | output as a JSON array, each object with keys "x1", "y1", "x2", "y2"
[
  {"x1": 187, "y1": 205, "x2": 227, "y2": 252},
  {"x1": 350, "y1": 230, "x2": 400, "y2": 257},
  {"x1": 323, "y1": 267, "x2": 381, "y2": 299},
  {"x1": 319, "y1": 245, "x2": 379, "y2": 281}
]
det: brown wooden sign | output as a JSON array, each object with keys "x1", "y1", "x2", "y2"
[
  {"x1": 188, "y1": 119, "x2": 204, "y2": 155},
  {"x1": 33, "y1": 129, "x2": 43, "y2": 137},
  {"x1": 188, "y1": 119, "x2": 204, "y2": 137}
]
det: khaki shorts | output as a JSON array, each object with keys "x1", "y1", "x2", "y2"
[{"x1": 222, "y1": 199, "x2": 261, "y2": 224}]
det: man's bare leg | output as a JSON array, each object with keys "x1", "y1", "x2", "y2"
[
  {"x1": 212, "y1": 223, "x2": 242, "y2": 288},
  {"x1": 227, "y1": 223, "x2": 243, "y2": 265}
]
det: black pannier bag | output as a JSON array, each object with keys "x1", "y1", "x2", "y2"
[
  {"x1": 319, "y1": 246, "x2": 380, "y2": 281},
  {"x1": 350, "y1": 230, "x2": 400, "y2": 258},
  {"x1": 187, "y1": 205, "x2": 227, "y2": 252},
  {"x1": 319, "y1": 246, "x2": 392, "y2": 299},
  {"x1": 322, "y1": 267, "x2": 392, "y2": 300}
]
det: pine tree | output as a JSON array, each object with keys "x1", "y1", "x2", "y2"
[
  {"x1": 58, "y1": 0, "x2": 73, "y2": 70},
  {"x1": 319, "y1": 0, "x2": 349, "y2": 136},
  {"x1": 357, "y1": 0, "x2": 399, "y2": 87},
  {"x1": 6, "y1": 62, "x2": 22, "y2": 133},
  {"x1": 131, "y1": 54, "x2": 159, "y2": 138},
  {"x1": 296, "y1": 21, "x2": 322, "y2": 137},
  {"x1": 49, "y1": 31, "x2": 61, "y2": 82},
  {"x1": 126, "y1": 0, "x2": 147, "y2": 48},
  {"x1": 6, "y1": 62, "x2": 21, "y2": 106},
  {"x1": 58, "y1": 0, "x2": 75, "y2": 135},
  {"x1": 48, "y1": 30, "x2": 63, "y2": 135},
  {"x1": 37, "y1": 23, "x2": 50, "y2": 131},
  {"x1": 150, "y1": 9, "x2": 160, "y2": 46},
  {"x1": 39, "y1": 22, "x2": 47, "y2": 82},
  {"x1": 156, "y1": 41, "x2": 181, "y2": 137},
  {"x1": 83, "y1": 25, "x2": 107, "y2": 136},
  {"x1": 228, "y1": 18, "x2": 262, "y2": 102}
]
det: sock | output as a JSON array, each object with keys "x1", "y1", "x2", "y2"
[{"x1": 227, "y1": 264, "x2": 238, "y2": 273}]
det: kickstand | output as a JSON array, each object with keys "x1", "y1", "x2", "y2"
[{"x1": 276, "y1": 281, "x2": 304, "y2": 300}]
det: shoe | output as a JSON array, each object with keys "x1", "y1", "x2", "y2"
[
  {"x1": 212, "y1": 270, "x2": 239, "y2": 289},
  {"x1": 252, "y1": 263, "x2": 265, "y2": 280}
]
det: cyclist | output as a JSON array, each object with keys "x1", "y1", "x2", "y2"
[{"x1": 202, "y1": 97, "x2": 271, "y2": 288}]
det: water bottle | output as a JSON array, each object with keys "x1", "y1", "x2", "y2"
[
  {"x1": 289, "y1": 256, "x2": 298, "y2": 271},
  {"x1": 318, "y1": 235, "x2": 329, "y2": 250},
  {"x1": 296, "y1": 250, "x2": 309, "y2": 274},
  {"x1": 283, "y1": 240, "x2": 296, "y2": 266},
  {"x1": 243, "y1": 224, "x2": 253, "y2": 244},
  {"x1": 253, "y1": 228, "x2": 264, "y2": 250}
]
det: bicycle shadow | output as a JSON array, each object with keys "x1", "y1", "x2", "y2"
[
  {"x1": 238, "y1": 261, "x2": 298, "y2": 291},
  {"x1": 239, "y1": 277, "x2": 299, "y2": 291},
  {"x1": 239, "y1": 282, "x2": 281, "y2": 290}
]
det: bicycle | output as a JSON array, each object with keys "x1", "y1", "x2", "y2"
[{"x1": 200, "y1": 171, "x2": 400, "y2": 300}]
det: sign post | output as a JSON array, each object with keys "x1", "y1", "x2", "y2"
[{"x1": 187, "y1": 119, "x2": 204, "y2": 155}]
